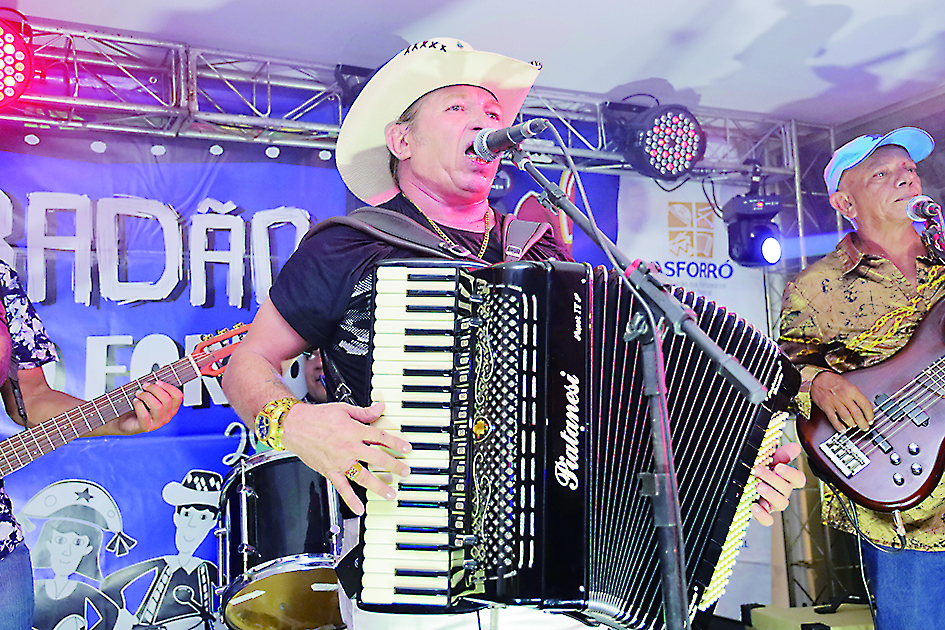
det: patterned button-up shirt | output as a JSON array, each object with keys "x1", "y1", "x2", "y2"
[
  {"x1": 779, "y1": 232, "x2": 945, "y2": 549},
  {"x1": 0, "y1": 260, "x2": 57, "y2": 562}
]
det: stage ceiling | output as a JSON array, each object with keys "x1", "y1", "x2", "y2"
[{"x1": 6, "y1": 0, "x2": 945, "y2": 136}]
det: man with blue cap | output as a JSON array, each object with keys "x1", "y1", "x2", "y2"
[{"x1": 780, "y1": 127, "x2": 943, "y2": 629}]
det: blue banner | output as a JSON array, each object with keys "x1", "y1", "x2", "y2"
[{"x1": 0, "y1": 128, "x2": 618, "y2": 628}]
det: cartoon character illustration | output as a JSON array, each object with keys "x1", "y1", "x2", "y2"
[
  {"x1": 101, "y1": 470, "x2": 222, "y2": 630},
  {"x1": 18, "y1": 479, "x2": 136, "y2": 630}
]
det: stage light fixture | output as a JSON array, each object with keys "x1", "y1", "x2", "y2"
[
  {"x1": 724, "y1": 194, "x2": 782, "y2": 267},
  {"x1": 604, "y1": 102, "x2": 705, "y2": 180},
  {"x1": 0, "y1": 16, "x2": 32, "y2": 109}
]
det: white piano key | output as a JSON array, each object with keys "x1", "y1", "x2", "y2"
[
  {"x1": 371, "y1": 374, "x2": 453, "y2": 391},
  {"x1": 363, "y1": 528, "x2": 450, "y2": 546},
  {"x1": 373, "y1": 334, "x2": 455, "y2": 348},
  {"x1": 374, "y1": 307, "x2": 455, "y2": 323},
  {"x1": 375, "y1": 283, "x2": 459, "y2": 296},
  {"x1": 374, "y1": 294, "x2": 456, "y2": 309},
  {"x1": 360, "y1": 555, "x2": 453, "y2": 574},
  {"x1": 375, "y1": 416, "x2": 454, "y2": 429},
  {"x1": 374, "y1": 320, "x2": 455, "y2": 335},
  {"x1": 364, "y1": 512, "x2": 449, "y2": 530},
  {"x1": 393, "y1": 488, "x2": 449, "y2": 502},
  {"x1": 371, "y1": 363, "x2": 456, "y2": 376},
  {"x1": 364, "y1": 498, "x2": 448, "y2": 516},
  {"x1": 370, "y1": 389, "x2": 451, "y2": 404},
  {"x1": 374, "y1": 407, "x2": 452, "y2": 419},
  {"x1": 376, "y1": 266, "x2": 460, "y2": 281},
  {"x1": 362, "y1": 544, "x2": 455, "y2": 564},
  {"x1": 363, "y1": 578, "x2": 451, "y2": 597},
  {"x1": 371, "y1": 348, "x2": 455, "y2": 363}
]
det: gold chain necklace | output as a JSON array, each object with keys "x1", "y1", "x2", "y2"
[{"x1": 412, "y1": 202, "x2": 491, "y2": 259}]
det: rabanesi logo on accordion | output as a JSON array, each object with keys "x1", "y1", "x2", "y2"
[{"x1": 554, "y1": 371, "x2": 582, "y2": 490}]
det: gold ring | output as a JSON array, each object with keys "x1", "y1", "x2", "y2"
[{"x1": 344, "y1": 462, "x2": 363, "y2": 481}]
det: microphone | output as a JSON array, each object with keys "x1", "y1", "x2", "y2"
[
  {"x1": 907, "y1": 195, "x2": 941, "y2": 221},
  {"x1": 473, "y1": 118, "x2": 549, "y2": 161}
]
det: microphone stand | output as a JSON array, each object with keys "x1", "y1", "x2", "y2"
[{"x1": 508, "y1": 148, "x2": 767, "y2": 630}]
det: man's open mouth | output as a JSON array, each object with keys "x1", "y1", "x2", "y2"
[{"x1": 466, "y1": 144, "x2": 489, "y2": 164}]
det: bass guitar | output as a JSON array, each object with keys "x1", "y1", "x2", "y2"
[
  {"x1": 799, "y1": 299, "x2": 945, "y2": 512},
  {"x1": 0, "y1": 324, "x2": 249, "y2": 479}
]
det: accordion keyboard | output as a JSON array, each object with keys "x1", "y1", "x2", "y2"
[{"x1": 361, "y1": 262, "x2": 477, "y2": 607}]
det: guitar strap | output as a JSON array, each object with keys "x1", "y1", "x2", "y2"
[{"x1": 8, "y1": 375, "x2": 27, "y2": 426}]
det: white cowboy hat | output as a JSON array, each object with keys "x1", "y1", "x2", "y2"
[{"x1": 335, "y1": 37, "x2": 541, "y2": 206}]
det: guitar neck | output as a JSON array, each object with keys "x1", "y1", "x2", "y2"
[{"x1": 0, "y1": 355, "x2": 201, "y2": 479}]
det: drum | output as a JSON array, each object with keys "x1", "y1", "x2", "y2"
[{"x1": 218, "y1": 450, "x2": 344, "y2": 630}]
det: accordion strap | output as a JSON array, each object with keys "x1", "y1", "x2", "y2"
[
  {"x1": 500, "y1": 212, "x2": 551, "y2": 261},
  {"x1": 304, "y1": 206, "x2": 552, "y2": 262}
]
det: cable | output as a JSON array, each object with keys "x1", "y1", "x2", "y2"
[
  {"x1": 654, "y1": 177, "x2": 691, "y2": 192},
  {"x1": 701, "y1": 178, "x2": 724, "y2": 218},
  {"x1": 827, "y1": 483, "x2": 911, "y2": 627},
  {"x1": 831, "y1": 487, "x2": 905, "y2": 553},
  {"x1": 620, "y1": 93, "x2": 661, "y2": 106}
]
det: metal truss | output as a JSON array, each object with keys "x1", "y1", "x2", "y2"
[{"x1": 0, "y1": 18, "x2": 832, "y2": 185}]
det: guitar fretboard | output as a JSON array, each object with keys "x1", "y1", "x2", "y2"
[{"x1": 0, "y1": 354, "x2": 203, "y2": 478}]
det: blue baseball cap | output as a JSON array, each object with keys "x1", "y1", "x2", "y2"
[{"x1": 824, "y1": 127, "x2": 934, "y2": 194}]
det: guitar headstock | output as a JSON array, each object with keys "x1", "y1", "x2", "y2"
[{"x1": 194, "y1": 323, "x2": 250, "y2": 376}]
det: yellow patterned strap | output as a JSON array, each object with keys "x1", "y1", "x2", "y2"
[
  {"x1": 696, "y1": 410, "x2": 787, "y2": 612},
  {"x1": 254, "y1": 397, "x2": 301, "y2": 451}
]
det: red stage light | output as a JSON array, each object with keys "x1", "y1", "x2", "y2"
[{"x1": 0, "y1": 19, "x2": 31, "y2": 109}]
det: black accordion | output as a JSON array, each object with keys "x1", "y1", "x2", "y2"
[{"x1": 359, "y1": 259, "x2": 799, "y2": 629}]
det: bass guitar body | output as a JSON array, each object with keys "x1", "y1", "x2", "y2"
[{"x1": 799, "y1": 299, "x2": 945, "y2": 512}]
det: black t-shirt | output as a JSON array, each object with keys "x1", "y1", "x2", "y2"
[{"x1": 269, "y1": 193, "x2": 571, "y2": 406}]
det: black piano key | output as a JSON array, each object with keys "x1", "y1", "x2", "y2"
[
  {"x1": 411, "y1": 442, "x2": 450, "y2": 450},
  {"x1": 402, "y1": 385, "x2": 452, "y2": 394},
  {"x1": 397, "y1": 500, "x2": 448, "y2": 509},
  {"x1": 397, "y1": 525, "x2": 450, "y2": 534},
  {"x1": 401, "y1": 425, "x2": 449, "y2": 433},
  {"x1": 406, "y1": 305, "x2": 455, "y2": 313},
  {"x1": 405, "y1": 272, "x2": 455, "y2": 280},
  {"x1": 395, "y1": 568, "x2": 449, "y2": 578},
  {"x1": 404, "y1": 368, "x2": 452, "y2": 377},
  {"x1": 405, "y1": 345, "x2": 454, "y2": 353},
  {"x1": 411, "y1": 466, "x2": 448, "y2": 475},
  {"x1": 405, "y1": 328, "x2": 454, "y2": 336},
  {"x1": 396, "y1": 543, "x2": 452, "y2": 552},
  {"x1": 406, "y1": 289, "x2": 455, "y2": 298},
  {"x1": 402, "y1": 401, "x2": 451, "y2": 410},
  {"x1": 399, "y1": 483, "x2": 449, "y2": 492},
  {"x1": 394, "y1": 587, "x2": 448, "y2": 596}
]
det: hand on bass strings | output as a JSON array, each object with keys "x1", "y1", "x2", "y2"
[
  {"x1": 281, "y1": 400, "x2": 412, "y2": 515},
  {"x1": 751, "y1": 441, "x2": 806, "y2": 527},
  {"x1": 810, "y1": 370, "x2": 873, "y2": 432}
]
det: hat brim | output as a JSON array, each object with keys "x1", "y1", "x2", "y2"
[
  {"x1": 335, "y1": 38, "x2": 540, "y2": 205},
  {"x1": 826, "y1": 127, "x2": 934, "y2": 194}
]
